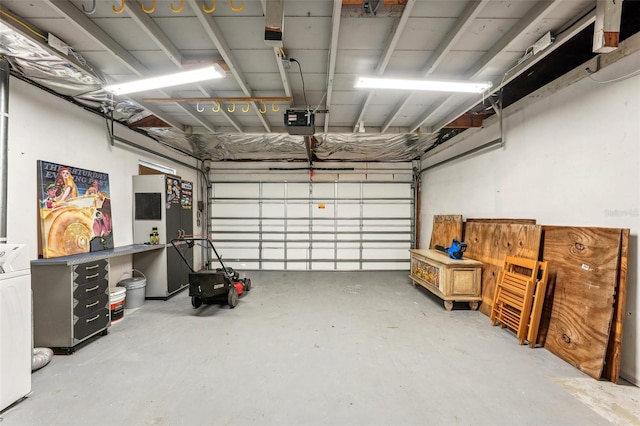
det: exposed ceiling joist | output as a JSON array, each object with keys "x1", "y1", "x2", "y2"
[
  {"x1": 324, "y1": 0, "x2": 343, "y2": 134},
  {"x1": 431, "y1": 10, "x2": 597, "y2": 134},
  {"x1": 381, "y1": 0, "x2": 489, "y2": 132},
  {"x1": 186, "y1": 0, "x2": 272, "y2": 132},
  {"x1": 352, "y1": 0, "x2": 415, "y2": 133},
  {"x1": 409, "y1": 0, "x2": 562, "y2": 133},
  {"x1": 44, "y1": 0, "x2": 147, "y2": 77},
  {"x1": 124, "y1": 0, "x2": 242, "y2": 131},
  {"x1": 261, "y1": 1, "x2": 293, "y2": 104},
  {"x1": 43, "y1": 0, "x2": 226, "y2": 133},
  {"x1": 124, "y1": 0, "x2": 183, "y2": 67}
]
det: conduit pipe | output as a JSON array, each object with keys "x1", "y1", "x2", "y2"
[
  {"x1": 420, "y1": 137, "x2": 503, "y2": 173},
  {"x1": 0, "y1": 58, "x2": 9, "y2": 243}
]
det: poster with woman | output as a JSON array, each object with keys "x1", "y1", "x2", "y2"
[{"x1": 37, "y1": 160, "x2": 114, "y2": 258}]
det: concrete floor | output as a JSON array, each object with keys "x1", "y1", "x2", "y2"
[{"x1": 2, "y1": 270, "x2": 639, "y2": 425}]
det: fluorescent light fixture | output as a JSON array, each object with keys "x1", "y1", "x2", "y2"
[
  {"x1": 103, "y1": 64, "x2": 225, "y2": 95},
  {"x1": 355, "y1": 77, "x2": 492, "y2": 93}
]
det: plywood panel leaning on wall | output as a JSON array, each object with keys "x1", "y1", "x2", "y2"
[
  {"x1": 602, "y1": 228, "x2": 629, "y2": 384},
  {"x1": 429, "y1": 215, "x2": 463, "y2": 250},
  {"x1": 537, "y1": 226, "x2": 627, "y2": 381},
  {"x1": 463, "y1": 221, "x2": 542, "y2": 317}
]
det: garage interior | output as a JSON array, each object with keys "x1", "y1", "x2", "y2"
[{"x1": 0, "y1": 1, "x2": 639, "y2": 424}]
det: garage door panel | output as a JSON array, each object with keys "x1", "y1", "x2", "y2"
[
  {"x1": 211, "y1": 203, "x2": 260, "y2": 217},
  {"x1": 363, "y1": 204, "x2": 410, "y2": 217},
  {"x1": 213, "y1": 183, "x2": 260, "y2": 198},
  {"x1": 363, "y1": 183, "x2": 411, "y2": 198},
  {"x1": 312, "y1": 205, "x2": 335, "y2": 217},
  {"x1": 263, "y1": 262, "x2": 285, "y2": 270},
  {"x1": 312, "y1": 183, "x2": 335, "y2": 198},
  {"x1": 287, "y1": 204, "x2": 309, "y2": 217},
  {"x1": 337, "y1": 183, "x2": 360, "y2": 198},
  {"x1": 312, "y1": 262, "x2": 335, "y2": 271},
  {"x1": 337, "y1": 248, "x2": 359, "y2": 258},
  {"x1": 262, "y1": 204, "x2": 285, "y2": 217},
  {"x1": 209, "y1": 178, "x2": 413, "y2": 270},
  {"x1": 287, "y1": 183, "x2": 309, "y2": 198},
  {"x1": 262, "y1": 183, "x2": 285, "y2": 197}
]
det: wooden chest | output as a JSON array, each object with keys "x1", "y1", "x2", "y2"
[{"x1": 409, "y1": 249, "x2": 482, "y2": 311}]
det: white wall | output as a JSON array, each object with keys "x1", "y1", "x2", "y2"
[
  {"x1": 419, "y1": 41, "x2": 640, "y2": 384},
  {"x1": 6, "y1": 77, "x2": 202, "y2": 285}
]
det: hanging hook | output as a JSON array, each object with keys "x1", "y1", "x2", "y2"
[
  {"x1": 112, "y1": 0, "x2": 125, "y2": 14},
  {"x1": 271, "y1": 102, "x2": 280, "y2": 112},
  {"x1": 170, "y1": 0, "x2": 184, "y2": 12},
  {"x1": 202, "y1": 0, "x2": 216, "y2": 13},
  {"x1": 196, "y1": 103, "x2": 204, "y2": 113},
  {"x1": 227, "y1": 103, "x2": 236, "y2": 113},
  {"x1": 211, "y1": 101, "x2": 220, "y2": 113},
  {"x1": 229, "y1": 0, "x2": 244, "y2": 12},
  {"x1": 141, "y1": 0, "x2": 156, "y2": 13},
  {"x1": 82, "y1": 0, "x2": 97, "y2": 15},
  {"x1": 241, "y1": 101, "x2": 250, "y2": 113},
  {"x1": 259, "y1": 101, "x2": 267, "y2": 114}
]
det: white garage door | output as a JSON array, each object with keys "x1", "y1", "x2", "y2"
[{"x1": 208, "y1": 180, "x2": 414, "y2": 271}]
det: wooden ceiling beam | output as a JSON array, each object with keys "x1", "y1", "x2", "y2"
[
  {"x1": 443, "y1": 113, "x2": 492, "y2": 129},
  {"x1": 143, "y1": 97, "x2": 293, "y2": 103}
]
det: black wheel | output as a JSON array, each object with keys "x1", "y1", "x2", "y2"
[
  {"x1": 244, "y1": 278, "x2": 252, "y2": 291},
  {"x1": 191, "y1": 296, "x2": 202, "y2": 308},
  {"x1": 227, "y1": 286, "x2": 239, "y2": 308}
]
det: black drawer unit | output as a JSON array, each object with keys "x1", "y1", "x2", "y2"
[
  {"x1": 32, "y1": 258, "x2": 111, "y2": 354},
  {"x1": 73, "y1": 292, "x2": 109, "y2": 317}
]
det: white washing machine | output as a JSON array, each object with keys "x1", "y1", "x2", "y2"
[{"x1": 0, "y1": 244, "x2": 31, "y2": 412}]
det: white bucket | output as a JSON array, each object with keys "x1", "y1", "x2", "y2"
[
  {"x1": 118, "y1": 270, "x2": 147, "y2": 309},
  {"x1": 109, "y1": 287, "x2": 126, "y2": 321}
]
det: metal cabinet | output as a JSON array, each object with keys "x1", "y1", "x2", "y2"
[
  {"x1": 32, "y1": 259, "x2": 110, "y2": 354},
  {"x1": 132, "y1": 175, "x2": 194, "y2": 299}
]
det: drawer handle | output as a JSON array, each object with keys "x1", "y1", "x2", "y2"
[
  {"x1": 85, "y1": 285, "x2": 100, "y2": 292},
  {"x1": 85, "y1": 264, "x2": 101, "y2": 270},
  {"x1": 85, "y1": 273, "x2": 100, "y2": 279},
  {"x1": 86, "y1": 300, "x2": 100, "y2": 308},
  {"x1": 86, "y1": 314, "x2": 100, "y2": 323}
]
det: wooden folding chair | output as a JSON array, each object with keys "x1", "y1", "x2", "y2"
[{"x1": 490, "y1": 256, "x2": 540, "y2": 345}]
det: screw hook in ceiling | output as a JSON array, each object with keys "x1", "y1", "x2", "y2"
[
  {"x1": 211, "y1": 101, "x2": 220, "y2": 112},
  {"x1": 82, "y1": 0, "x2": 97, "y2": 15},
  {"x1": 170, "y1": 0, "x2": 184, "y2": 12},
  {"x1": 141, "y1": 0, "x2": 156, "y2": 13},
  {"x1": 227, "y1": 103, "x2": 236, "y2": 113},
  {"x1": 258, "y1": 101, "x2": 267, "y2": 114},
  {"x1": 229, "y1": 0, "x2": 244, "y2": 12},
  {"x1": 202, "y1": 0, "x2": 216, "y2": 13},
  {"x1": 271, "y1": 102, "x2": 280, "y2": 112},
  {"x1": 241, "y1": 102, "x2": 250, "y2": 113},
  {"x1": 112, "y1": 0, "x2": 125, "y2": 14},
  {"x1": 196, "y1": 103, "x2": 204, "y2": 113}
]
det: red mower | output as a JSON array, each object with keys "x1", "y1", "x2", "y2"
[{"x1": 171, "y1": 237, "x2": 251, "y2": 309}]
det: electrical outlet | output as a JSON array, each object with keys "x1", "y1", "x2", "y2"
[{"x1": 532, "y1": 32, "x2": 553, "y2": 55}]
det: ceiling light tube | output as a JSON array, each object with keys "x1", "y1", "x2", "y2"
[
  {"x1": 355, "y1": 77, "x2": 492, "y2": 93},
  {"x1": 103, "y1": 64, "x2": 226, "y2": 95}
]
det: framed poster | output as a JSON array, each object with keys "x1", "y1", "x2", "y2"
[{"x1": 37, "y1": 161, "x2": 114, "y2": 258}]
